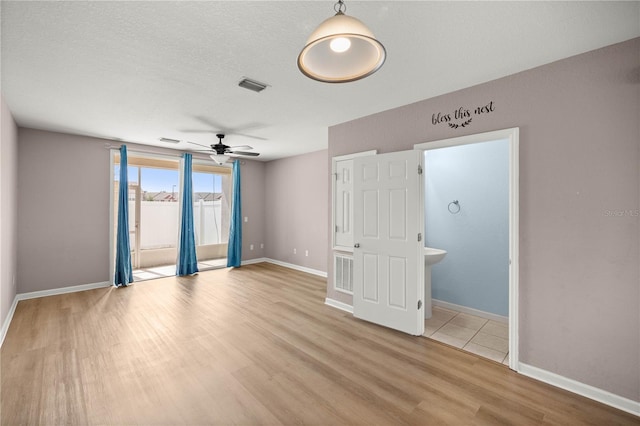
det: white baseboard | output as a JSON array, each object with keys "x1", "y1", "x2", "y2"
[
  {"x1": 241, "y1": 257, "x2": 327, "y2": 278},
  {"x1": 519, "y1": 363, "x2": 640, "y2": 417},
  {"x1": 324, "y1": 297, "x2": 353, "y2": 313},
  {"x1": 432, "y1": 298, "x2": 508, "y2": 323},
  {"x1": 241, "y1": 257, "x2": 268, "y2": 266},
  {"x1": 0, "y1": 296, "x2": 19, "y2": 347},
  {"x1": 17, "y1": 280, "x2": 111, "y2": 301},
  {"x1": 260, "y1": 258, "x2": 328, "y2": 278}
]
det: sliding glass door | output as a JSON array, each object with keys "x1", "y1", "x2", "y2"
[
  {"x1": 113, "y1": 152, "x2": 232, "y2": 280},
  {"x1": 192, "y1": 162, "x2": 232, "y2": 267}
]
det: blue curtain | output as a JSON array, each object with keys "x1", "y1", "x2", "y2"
[
  {"x1": 227, "y1": 160, "x2": 242, "y2": 267},
  {"x1": 114, "y1": 145, "x2": 133, "y2": 287},
  {"x1": 176, "y1": 153, "x2": 199, "y2": 276}
]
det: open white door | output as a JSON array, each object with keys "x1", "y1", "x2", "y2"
[{"x1": 353, "y1": 150, "x2": 424, "y2": 335}]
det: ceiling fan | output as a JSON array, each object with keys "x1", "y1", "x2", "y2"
[{"x1": 188, "y1": 134, "x2": 259, "y2": 165}]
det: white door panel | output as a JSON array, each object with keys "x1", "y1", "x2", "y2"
[
  {"x1": 353, "y1": 150, "x2": 424, "y2": 335},
  {"x1": 334, "y1": 159, "x2": 354, "y2": 249}
]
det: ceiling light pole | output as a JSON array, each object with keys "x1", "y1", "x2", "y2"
[{"x1": 297, "y1": 0, "x2": 386, "y2": 83}]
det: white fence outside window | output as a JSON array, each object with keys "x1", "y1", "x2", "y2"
[{"x1": 129, "y1": 200, "x2": 224, "y2": 249}]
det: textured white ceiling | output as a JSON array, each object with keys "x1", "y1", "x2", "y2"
[{"x1": 2, "y1": 1, "x2": 639, "y2": 160}]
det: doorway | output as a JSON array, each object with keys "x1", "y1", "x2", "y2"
[{"x1": 415, "y1": 127, "x2": 519, "y2": 370}]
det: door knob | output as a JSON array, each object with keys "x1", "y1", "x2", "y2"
[{"x1": 354, "y1": 243, "x2": 360, "y2": 248}]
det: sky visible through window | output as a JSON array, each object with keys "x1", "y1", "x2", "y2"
[{"x1": 114, "y1": 166, "x2": 222, "y2": 193}]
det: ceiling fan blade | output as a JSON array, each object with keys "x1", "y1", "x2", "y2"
[
  {"x1": 229, "y1": 145, "x2": 253, "y2": 150},
  {"x1": 228, "y1": 151, "x2": 260, "y2": 157},
  {"x1": 189, "y1": 116, "x2": 268, "y2": 140},
  {"x1": 187, "y1": 140, "x2": 212, "y2": 148},
  {"x1": 181, "y1": 129, "x2": 218, "y2": 134},
  {"x1": 193, "y1": 115, "x2": 224, "y2": 128}
]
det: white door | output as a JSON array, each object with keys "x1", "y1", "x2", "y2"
[
  {"x1": 353, "y1": 150, "x2": 424, "y2": 335},
  {"x1": 334, "y1": 159, "x2": 354, "y2": 249}
]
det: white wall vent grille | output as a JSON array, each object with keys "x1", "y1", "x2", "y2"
[{"x1": 334, "y1": 254, "x2": 353, "y2": 294}]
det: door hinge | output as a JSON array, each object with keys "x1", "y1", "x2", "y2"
[
  {"x1": 418, "y1": 233, "x2": 422, "y2": 242},
  {"x1": 418, "y1": 165, "x2": 423, "y2": 175},
  {"x1": 333, "y1": 172, "x2": 338, "y2": 180},
  {"x1": 335, "y1": 225, "x2": 339, "y2": 233},
  {"x1": 418, "y1": 300, "x2": 422, "y2": 310}
]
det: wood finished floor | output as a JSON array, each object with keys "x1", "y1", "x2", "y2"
[{"x1": 1, "y1": 263, "x2": 637, "y2": 425}]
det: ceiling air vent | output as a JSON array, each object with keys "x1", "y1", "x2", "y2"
[
  {"x1": 238, "y1": 77, "x2": 268, "y2": 93},
  {"x1": 159, "y1": 137, "x2": 180, "y2": 144}
]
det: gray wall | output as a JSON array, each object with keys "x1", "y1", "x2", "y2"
[
  {"x1": 18, "y1": 129, "x2": 112, "y2": 292},
  {"x1": 426, "y1": 140, "x2": 509, "y2": 316},
  {"x1": 327, "y1": 38, "x2": 639, "y2": 402},
  {"x1": 16, "y1": 129, "x2": 268, "y2": 293},
  {"x1": 239, "y1": 159, "x2": 266, "y2": 261},
  {"x1": 264, "y1": 150, "x2": 328, "y2": 273},
  {"x1": 1, "y1": 96, "x2": 18, "y2": 326}
]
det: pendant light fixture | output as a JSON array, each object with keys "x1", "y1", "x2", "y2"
[{"x1": 297, "y1": 0, "x2": 386, "y2": 83}]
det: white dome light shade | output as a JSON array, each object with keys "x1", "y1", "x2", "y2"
[
  {"x1": 298, "y1": 12, "x2": 386, "y2": 83},
  {"x1": 210, "y1": 154, "x2": 230, "y2": 165}
]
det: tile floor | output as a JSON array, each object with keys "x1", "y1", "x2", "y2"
[
  {"x1": 133, "y1": 258, "x2": 228, "y2": 282},
  {"x1": 424, "y1": 305, "x2": 509, "y2": 365}
]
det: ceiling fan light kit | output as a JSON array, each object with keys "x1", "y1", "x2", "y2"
[
  {"x1": 210, "y1": 154, "x2": 230, "y2": 165},
  {"x1": 188, "y1": 133, "x2": 260, "y2": 164},
  {"x1": 298, "y1": 0, "x2": 386, "y2": 83}
]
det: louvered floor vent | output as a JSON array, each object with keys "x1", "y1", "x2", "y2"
[{"x1": 334, "y1": 254, "x2": 353, "y2": 294}]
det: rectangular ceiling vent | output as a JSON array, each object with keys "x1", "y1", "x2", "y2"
[
  {"x1": 159, "y1": 137, "x2": 180, "y2": 144},
  {"x1": 238, "y1": 77, "x2": 268, "y2": 93}
]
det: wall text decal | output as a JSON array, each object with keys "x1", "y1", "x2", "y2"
[{"x1": 431, "y1": 101, "x2": 495, "y2": 129}]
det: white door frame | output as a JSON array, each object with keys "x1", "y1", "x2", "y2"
[{"x1": 415, "y1": 127, "x2": 519, "y2": 371}]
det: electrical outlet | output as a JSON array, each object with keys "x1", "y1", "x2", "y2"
[
  {"x1": 260, "y1": 243, "x2": 264, "y2": 249},
  {"x1": 293, "y1": 248, "x2": 297, "y2": 254},
  {"x1": 244, "y1": 216, "x2": 248, "y2": 223},
  {"x1": 250, "y1": 244, "x2": 254, "y2": 250},
  {"x1": 305, "y1": 250, "x2": 309, "y2": 257}
]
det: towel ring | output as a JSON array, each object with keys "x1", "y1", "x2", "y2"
[{"x1": 448, "y1": 200, "x2": 460, "y2": 214}]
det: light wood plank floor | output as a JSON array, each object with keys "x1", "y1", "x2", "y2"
[{"x1": 1, "y1": 263, "x2": 637, "y2": 425}]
